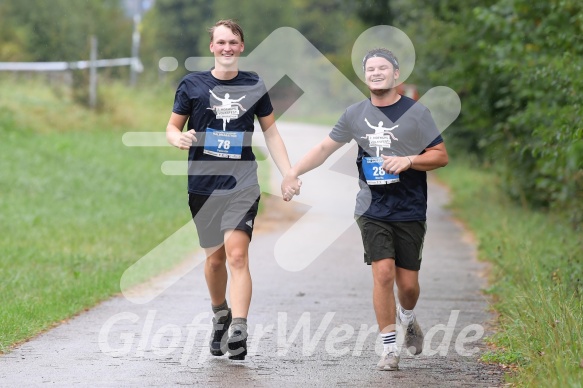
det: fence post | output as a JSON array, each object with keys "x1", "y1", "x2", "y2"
[
  {"x1": 130, "y1": 13, "x2": 141, "y2": 87},
  {"x1": 89, "y1": 36, "x2": 98, "y2": 109}
]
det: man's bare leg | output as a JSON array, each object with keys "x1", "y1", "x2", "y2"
[
  {"x1": 395, "y1": 266, "x2": 423, "y2": 355},
  {"x1": 204, "y1": 245, "x2": 231, "y2": 356},
  {"x1": 223, "y1": 229, "x2": 252, "y2": 359},
  {"x1": 204, "y1": 245, "x2": 228, "y2": 306},
  {"x1": 395, "y1": 267, "x2": 420, "y2": 310},
  {"x1": 372, "y1": 259, "x2": 400, "y2": 370},
  {"x1": 224, "y1": 229, "x2": 252, "y2": 318}
]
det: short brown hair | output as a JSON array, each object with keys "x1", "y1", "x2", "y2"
[{"x1": 208, "y1": 19, "x2": 244, "y2": 43}]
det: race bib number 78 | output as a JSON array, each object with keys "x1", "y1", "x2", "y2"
[{"x1": 203, "y1": 128, "x2": 244, "y2": 159}]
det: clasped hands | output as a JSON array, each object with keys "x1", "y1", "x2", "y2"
[{"x1": 281, "y1": 172, "x2": 302, "y2": 202}]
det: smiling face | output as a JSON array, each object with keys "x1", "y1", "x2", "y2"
[
  {"x1": 209, "y1": 25, "x2": 244, "y2": 71},
  {"x1": 364, "y1": 56, "x2": 399, "y2": 94}
]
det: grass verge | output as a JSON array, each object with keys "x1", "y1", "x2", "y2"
[
  {"x1": 0, "y1": 76, "x2": 195, "y2": 351},
  {"x1": 435, "y1": 158, "x2": 583, "y2": 387}
]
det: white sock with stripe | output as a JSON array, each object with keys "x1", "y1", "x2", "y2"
[{"x1": 381, "y1": 331, "x2": 397, "y2": 353}]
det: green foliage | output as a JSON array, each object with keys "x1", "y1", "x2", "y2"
[
  {"x1": 142, "y1": 0, "x2": 213, "y2": 66},
  {"x1": 0, "y1": 2, "x2": 29, "y2": 61},
  {"x1": 472, "y1": 0, "x2": 583, "y2": 225},
  {"x1": 0, "y1": 0, "x2": 132, "y2": 61},
  {"x1": 436, "y1": 159, "x2": 583, "y2": 387},
  {"x1": 396, "y1": 0, "x2": 583, "y2": 227},
  {"x1": 351, "y1": 0, "x2": 393, "y2": 27},
  {"x1": 289, "y1": 0, "x2": 364, "y2": 55},
  {"x1": 392, "y1": 0, "x2": 499, "y2": 154},
  {"x1": 139, "y1": 0, "x2": 366, "y2": 84},
  {"x1": 481, "y1": 348, "x2": 525, "y2": 367}
]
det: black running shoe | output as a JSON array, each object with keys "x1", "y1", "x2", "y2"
[
  {"x1": 209, "y1": 309, "x2": 231, "y2": 356},
  {"x1": 227, "y1": 325, "x2": 248, "y2": 360}
]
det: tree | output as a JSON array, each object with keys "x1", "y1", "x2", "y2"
[
  {"x1": 0, "y1": 0, "x2": 131, "y2": 62},
  {"x1": 143, "y1": 0, "x2": 213, "y2": 65},
  {"x1": 353, "y1": 0, "x2": 393, "y2": 26},
  {"x1": 472, "y1": 0, "x2": 583, "y2": 223},
  {"x1": 393, "y1": 0, "x2": 583, "y2": 226}
]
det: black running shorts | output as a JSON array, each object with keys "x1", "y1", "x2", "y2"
[{"x1": 355, "y1": 216, "x2": 426, "y2": 270}]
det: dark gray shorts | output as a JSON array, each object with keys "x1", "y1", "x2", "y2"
[
  {"x1": 188, "y1": 185, "x2": 260, "y2": 248},
  {"x1": 355, "y1": 216, "x2": 426, "y2": 270}
]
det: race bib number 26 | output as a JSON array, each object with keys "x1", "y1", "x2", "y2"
[{"x1": 362, "y1": 156, "x2": 399, "y2": 185}]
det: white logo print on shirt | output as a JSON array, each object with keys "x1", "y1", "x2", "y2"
[
  {"x1": 208, "y1": 89, "x2": 247, "y2": 131},
  {"x1": 360, "y1": 118, "x2": 399, "y2": 157}
]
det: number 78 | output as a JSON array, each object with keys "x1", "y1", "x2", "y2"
[{"x1": 217, "y1": 139, "x2": 231, "y2": 150}]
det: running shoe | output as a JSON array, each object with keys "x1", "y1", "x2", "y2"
[
  {"x1": 377, "y1": 347, "x2": 400, "y2": 371},
  {"x1": 398, "y1": 309, "x2": 424, "y2": 356},
  {"x1": 227, "y1": 324, "x2": 248, "y2": 360},
  {"x1": 209, "y1": 308, "x2": 231, "y2": 356}
]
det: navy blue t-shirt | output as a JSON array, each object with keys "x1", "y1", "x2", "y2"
[
  {"x1": 173, "y1": 70, "x2": 273, "y2": 195},
  {"x1": 329, "y1": 96, "x2": 443, "y2": 221}
]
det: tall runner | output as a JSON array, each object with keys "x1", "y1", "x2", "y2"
[{"x1": 166, "y1": 19, "x2": 299, "y2": 360}]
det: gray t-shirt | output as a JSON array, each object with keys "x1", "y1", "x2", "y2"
[{"x1": 329, "y1": 96, "x2": 443, "y2": 221}]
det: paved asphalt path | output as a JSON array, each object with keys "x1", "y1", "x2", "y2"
[{"x1": 0, "y1": 122, "x2": 502, "y2": 387}]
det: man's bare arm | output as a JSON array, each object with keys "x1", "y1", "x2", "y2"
[
  {"x1": 281, "y1": 136, "x2": 344, "y2": 201},
  {"x1": 258, "y1": 113, "x2": 292, "y2": 177},
  {"x1": 166, "y1": 113, "x2": 196, "y2": 150}
]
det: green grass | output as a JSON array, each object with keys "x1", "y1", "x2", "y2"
[
  {"x1": 435, "y1": 158, "x2": 583, "y2": 387},
  {"x1": 0, "y1": 77, "x2": 196, "y2": 351}
]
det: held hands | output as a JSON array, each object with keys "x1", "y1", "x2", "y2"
[
  {"x1": 281, "y1": 173, "x2": 302, "y2": 202},
  {"x1": 177, "y1": 129, "x2": 197, "y2": 150},
  {"x1": 381, "y1": 155, "x2": 413, "y2": 175}
]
